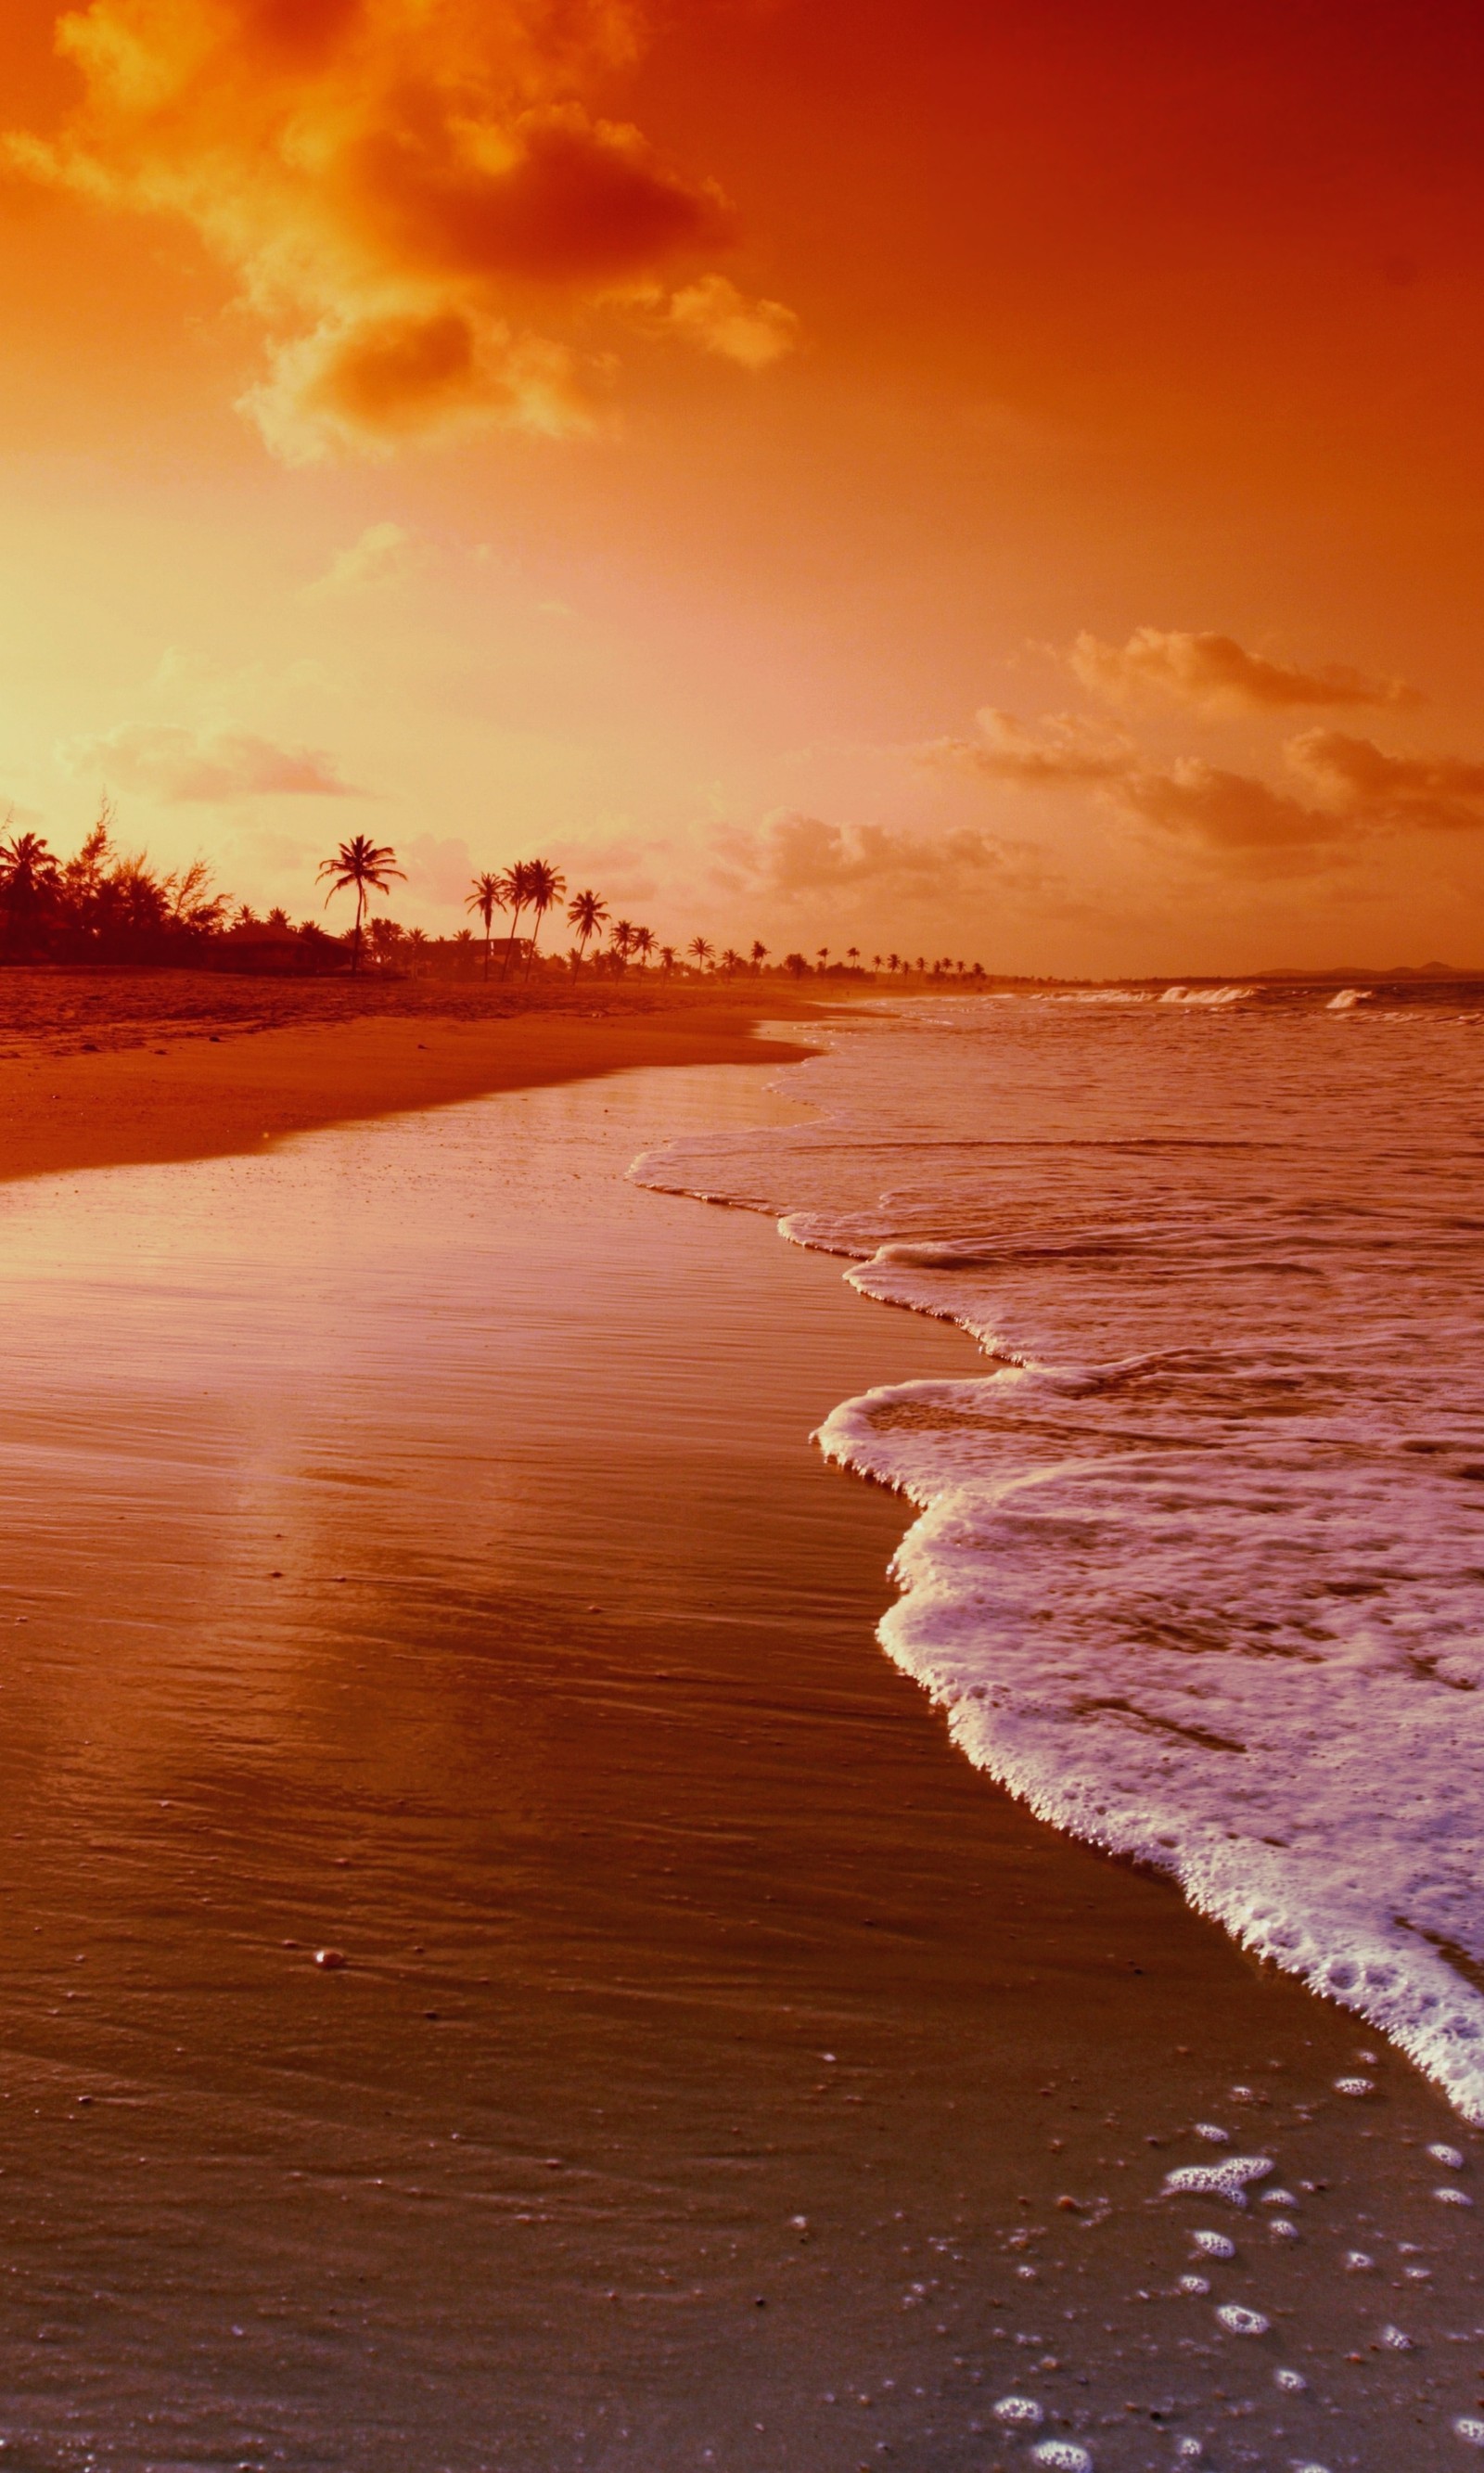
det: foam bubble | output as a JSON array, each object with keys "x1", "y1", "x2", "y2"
[
  {"x1": 993, "y1": 2396, "x2": 1043, "y2": 2426},
  {"x1": 1030, "y1": 2445, "x2": 1093, "y2": 2473},
  {"x1": 1163, "y1": 2157, "x2": 1273, "y2": 2208},
  {"x1": 1215, "y1": 2303, "x2": 1270, "y2": 2335}
]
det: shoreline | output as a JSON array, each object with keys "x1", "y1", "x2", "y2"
[
  {"x1": 0, "y1": 1056, "x2": 1478, "y2": 2467},
  {"x1": 0, "y1": 974, "x2": 832, "y2": 1186}
]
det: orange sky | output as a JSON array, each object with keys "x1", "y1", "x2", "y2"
[{"x1": 2, "y1": 0, "x2": 1483, "y2": 971}]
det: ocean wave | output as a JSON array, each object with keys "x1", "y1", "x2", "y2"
[{"x1": 633, "y1": 996, "x2": 1484, "y2": 2116}]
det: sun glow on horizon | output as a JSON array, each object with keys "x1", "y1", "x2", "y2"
[{"x1": 1, "y1": 0, "x2": 1483, "y2": 972}]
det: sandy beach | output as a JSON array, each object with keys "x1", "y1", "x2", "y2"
[
  {"x1": 0, "y1": 968, "x2": 825, "y2": 1185},
  {"x1": 0, "y1": 978, "x2": 1478, "y2": 2469}
]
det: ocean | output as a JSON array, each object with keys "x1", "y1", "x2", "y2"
[{"x1": 638, "y1": 986, "x2": 1484, "y2": 2121}]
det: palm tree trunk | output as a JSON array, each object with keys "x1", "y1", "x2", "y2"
[{"x1": 523, "y1": 906, "x2": 544, "y2": 981}]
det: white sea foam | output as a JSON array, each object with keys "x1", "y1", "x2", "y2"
[{"x1": 633, "y1": 992, "x2": 1484, "y2": 2119}]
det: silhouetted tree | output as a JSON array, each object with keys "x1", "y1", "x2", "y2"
[
  {"x1": 567, "y1": 887, "x2": 608, "y2": 972},
  {"x1": 0, "y1": 826, "x2": 58, "y2": 957},
  {"x1": 317, "y1": 835, "x2": 404, "y2": 972},
  {"x1": 521, "y1": 859, "x2": 566, "y2": 979},
  {"x1": 467, "y1": 870, "x2": 507, "y2": 980}
]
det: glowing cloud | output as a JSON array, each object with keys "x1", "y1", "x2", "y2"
[
  {"x1": 301, "y1": 519, "x2": 421, "y2": 599},
  {"x1": 663, "y1": 275, "x2": 800, "y2": 370},
  {"x1": 9, "y1": 0, "x2": 788, "y2": 459},
  {"x1": 712, "y1": 810, "x2": 1055, "y2": 903},
  {"x1": 1070, "y1": 628, "x2": 1419, "y2": 712},
  {"x1": 923, "y1": 707, "x2": 1133, "y2": 785},
  {"x1": 63, "y1": 723, "x2": 359, "y2": 802}
]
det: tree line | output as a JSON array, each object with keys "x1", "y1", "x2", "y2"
[{"x1": 0, "y1": 816, "x2": 990, "y2": 983}]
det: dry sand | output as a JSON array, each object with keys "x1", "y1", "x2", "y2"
[{"x1": 0, "y1": 967, "x2": 824, "y2": 1185}]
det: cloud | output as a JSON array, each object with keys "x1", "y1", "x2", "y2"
[
  {"x1": 301, "y1": 519, "x2": 421, "y2": 599},
  {"x1": 1069, "y1": 627, "x2": 1418, "y2": 712},
  {"x1": 712, "y1": 809, "x2": 1057, "y2": 902},
  {"x1": 922, "y1": 706, "x2": 1134, "y2": 785},
  {"x1": 1286, "y1": 729, "x2": 1484, "y2": 829},
  {"x1": 663, "y1": 275, "x2": 800, "y2": 369},
  {"x1": 10, "y1": 0, "x2": 786, "y2": 459},
  {"x1": 925, "y1": 693, "x2": 1484, "y2": 878},
  {"x1": 1109, "y1": 760, "x2": 1342, "y2": 870},
  {"x1": 63, "y1": 723, "x2": 359, "y2": 802},
  {"x1": 400, "y1": 832, "x2": 483, "y2": 908}
]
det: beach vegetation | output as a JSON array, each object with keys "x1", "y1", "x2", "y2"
[
  {"x1": 317, "y1": 835, "x2": 405, "y2": 973},
  {"x1": 567, "y1": 888, "x2": 608, "y2": 971},
  {"x1": 466, "y1": 870, "x2": 509, "y2": 979}
]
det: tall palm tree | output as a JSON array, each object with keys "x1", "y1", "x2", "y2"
[
  {"x1": 659, "y1": 944, "x2": 677, "y2": 975},
  {"x1": 846, "y1": 945, "x2": 860, "y2": 969},
  {"x1": 872, "y1": 953, "x2": 882, "y2": 974},
  {"x1": 498, "y1": 863, "x2": 533, "y2": 976},
  {"x1": 567, "y1": 887, "x2": 608, "y2": 972},
  {"x1": 888, "y1": 953, "x2": 901, "y2": 975},
  {"x1": 749, "y1": 939, "x2": 768, "y2": 974},
  {"x1": 405, "y1": 925, "x2": 429, "y2": 977},
  {"x1": 610, "y1": 918, "x2": 635, "y2": 973},
  {"x1": 687, "y1": 935, "x2": 714, "y2": 971},
  {"x1": 317, "y1": 835, "x2": 404, "y2": 973},
  {"x1": 720, "y1": 946, "x2": 743, "y2": 978},
  {"x1": 816, "y1": 944, "x2": 829, "y2": 970},
  {"x1": 633, "y1": 925, "x2": 657, "y2": 970},
  {"x1": 521, "y1": 858, "x2": 567, "y2": 980},
  {"x1": 466, "y1": 870, "x2": 507, "y2": 980}
]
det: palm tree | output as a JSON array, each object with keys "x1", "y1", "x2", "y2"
[
  {"x1": 567, "y1": 888, "x2": 608, "y2": 972},
  {"x1": 816, "y1": 944, "x2": 829, "y2": 970},
  {"x1": 687, "y1": 935, "x2": 714, "y2": 971},
  {"x1": 521, "y1": 858, "x2": 566, "y2": 980},
  {"x1": 405, "y1": 925, "x2": 429, "y2": 976},
  {"x1": 610, "y1": 918, "x2": 635, "y2": 973},
  {"x1": 317, "y1": 835, "x2": 404, "y2": 972},
  {"x1": 659, "y1": 944, "x2": 677, "y2": 975},
  {"x1": 888, "y1": 953, "x2": 900, "y2": 975},
  {"x1": 846, "y1": 945, "x2": 860, "y2": 969},
  {"x1": 0, "y1": 827, "x2": 58, "y2": 955},
  {"x1": 872, "y1": 953, "x2": 882, "y2": 974},
  {"x1": 720, "y1": 946, "x2": 743, "y2": 978},
  {"x1": 750, "y1": 939, "x2": 768, "y2": 974},
  {"x1": 498, "y1": 862, "x2": 533, "y2": 976},
  {"x1": 632, "y1": 925, "x2": 657, "y2": 970},
  {"x1": 466, "y1": 870, "x2": 508, "y2": 980}
]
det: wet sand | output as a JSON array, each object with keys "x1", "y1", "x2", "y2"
[{"x1": 0, "y1": 1040, "x2": 1478, "y2": 2468}]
